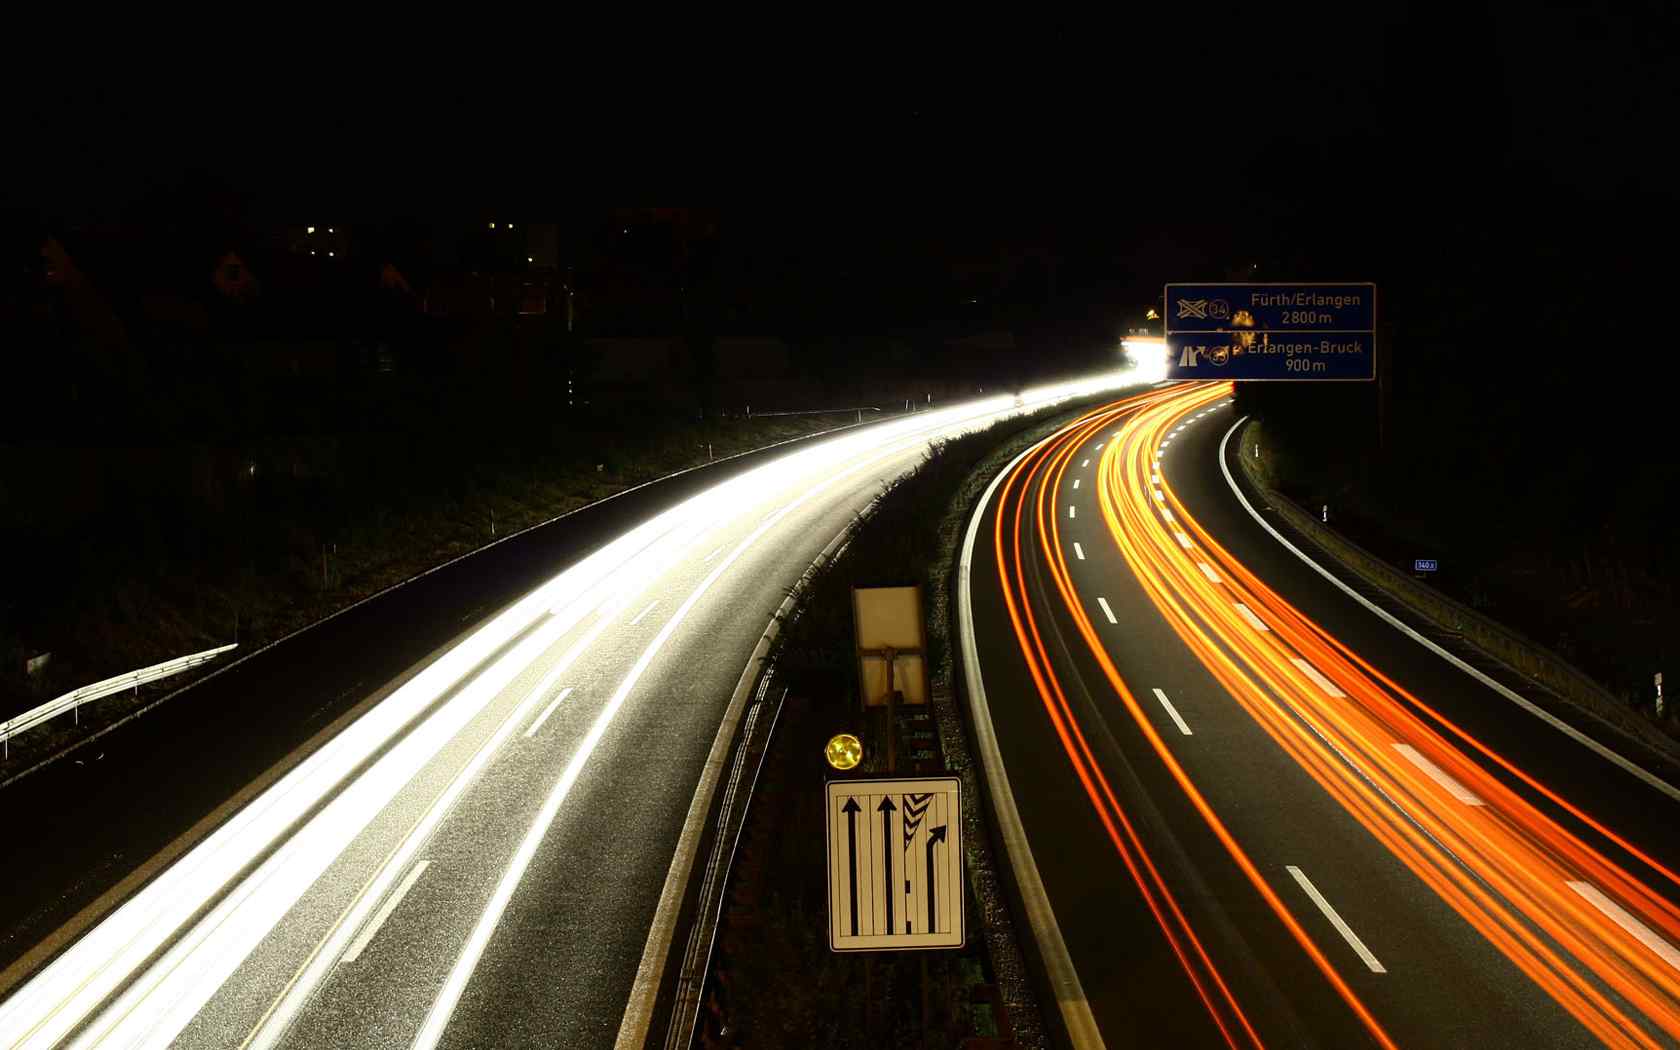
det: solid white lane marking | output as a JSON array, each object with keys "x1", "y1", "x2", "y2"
[
  {"x1": 1393, "y1": 743, "x2": 1484, "y2": 805},
  {"x1": 1074, "y1": 542, "x2": 1086, "y2": 561},
  {"x1": 1287, "y1": 866, "x2": 1385, "y2": 973},
  {"x1": 1233, "y1": 602, "x2": 1269, "y2": 632},
  {"x1": 1198, "y1": 563, "x2": 1222, "y2": 584},
  {"x1": 1081, "y1": 458, "x2": 1089, "y2": 468},
  {"x1": 1218, "y1": 416, "x2": 1680, "y2": 806},
  {"x1": 1152, "y1": 689, "x2": 1193, "y2": 736},
  {"x1": 629, "y1": 600, "x2": 660, "y2": 626},
  {"x1": 1291, "y1": 657, "x2": 1347, "y2": 698},
  {"x1": 701, "y1": 545, "x2": 725, "y2": 563},
  {"x1": 1174, "y1": 532, "x2": 1193, "y2": 549},
  {"x1": 342, "y1": 860, "x2": 430, "y2": 964},
  {"x1": 523, "y1": 687, "x2": 574, "y2": 739},
  {"x1": 1097, "y1": 597, "x2": 1118, "y2": 624},
  {"x1": 1568, "y1": 881, "x2": 1680, "y2": 972},
  {"x1": 1069, "y1": 505, "x2": 1077, "y2": 519},
  {"x1": 1073, "y1": 478, "x2": 1081, "y2": 490}
]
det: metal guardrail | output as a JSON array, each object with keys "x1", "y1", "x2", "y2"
[
  {"x1": 742, "y1": 406, "x2": 883, "y2": 419},
  {"x1": 1, "y1": 643, "x2": 238, "y2": 757},
  {"x1": 1234, "y1": 420, "x2": 1675, "y2": 755}
]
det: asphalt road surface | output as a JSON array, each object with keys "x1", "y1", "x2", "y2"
[
  {"x1": 0, "y1": 370, "x2": 1147, "y2": 1050},
  {"x1": 963, "y1": 383, "x2": 1680, "y2": 1048}
]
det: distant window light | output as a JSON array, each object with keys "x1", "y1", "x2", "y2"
[
  {"x1": 507, "y1": 224, "x2": 514, "y2": 229},
  {"x1": 528, "y1": 256, "x2": 534, "y2": 263},
  {"x1": 489, "y1": 222, "x2": 496, "y2": 229},
  {"x1": 622, "y1": 227, "x2": 629, "y2": 234},
  {"x1": 328, "y1": 251, "x2": 335, "y2": 258},
  {"x1": 306, "y1": 226, "x2": 316, "y2": 235},
  {"x1": 328, "y1": 228, "x2": 334, "y2": 234},
  {"x1": 310, "y1": 250, "x2": 316, "y2": 256}
]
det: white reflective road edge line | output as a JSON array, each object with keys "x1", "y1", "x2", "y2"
[
  {"x1": 523, "y1": 688, "x2": 573, "y2": 739},
  {"x1": 1291, "y1": 658, "x2": 1347, "y2": 699},
  {"x1": 1198, "y1": 563, "x2": 1222, "y2": 585},
  {"x1": 1151, "y1": 689, "x2": 1193, "y2": 736},
  {"x1": 1568, "y1": 881, "x2": 1680, "y2": 972},
  {"x1": 1217, "y1": 416, "x2": 1680, "y2": 805},
  {"x1": 1074, "y1": 543, "x2": 1086, "y2": 561},
  {"x1": 341, "y1": 860, "x2": 429, "y2": 964},
  {"x1": 1393, "y1": 743, "x2": 1483, "y2": 806},
  {"x1": 959, "y1": 439, "x2": 1105, "y2": 1048},
  {"x1": 613, "y1": 515, "x2": 861, "y2": 1049},
  {"x1": 1097, "y1": 597, "x2": 1119, "y2": 625},
  {"x1": 1286, "y1": 866, "x2": 1386, "y2": 973}
]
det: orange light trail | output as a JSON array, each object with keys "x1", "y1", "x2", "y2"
[{"x1": 1027, "y1": 381, "x2": 1680, "y2": 1046}]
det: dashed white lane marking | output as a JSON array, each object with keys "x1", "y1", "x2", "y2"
[
  {"x1": 1073, "y1": 478, "x2": 1081, "y2": 490},
  {"x1": 1291, "y1": 657, "x2": 1347, "y2": 698},
  {"x1": 1152, "y1": 473, "x2": 1160, "y2": 485},
  {"x1": 629, "y1": 600, "x2": 661, "y2": 626},
  {"x1": 1233, "y1": 602, "x2": 1269, "y2": 632},
  {"x1": 1198, "y1": 562, "x2": 1222, "y2": 584},
  {"x1": 1287, "y1": 866, "x2": 1386, "y2": 973},
  {"x1": 1174, "y1": 532, "x2": 1193, "y2": 549},
  {"x1": 1393, "y1": 743, "x2": 1484, "y2": 805},
  {"x1": 1097, "y1": 597, "x2": 1119, "y2": 624},
  {"x1": 1568, "y1": 881, "x2": 1680, "y2": 972},
  {"x1": 343, "y1": 859, "x2": 431, "y2": 964},
  {"x1": 1152, "y1": 689, "x2": 1193, "y2": 736},
  {"x1": 1095, "y1": 442, "x2": 1104, "y2": 449},
  {"x1": 1069, "y1": 505, "x2": 1077, "y2": 519},
  {"x1": 1161, "y1": 510, "x2": 1175, "y2": 524},
  {"x1": 1153, "y1": 489, "x2": 1165, "y2": 502},
  {"x1": 1074, "y1": 542, "x2": 1086, "y2": 560},
  {"x1": 702, "y1": 545, "x2": 725, "y2": 563},
  {"x1": 1081, "y1": 458, "x2": 1090, "y2": 468},
  {"x1": 524, "y1": 687, "x2": 574, "y2": 738}
]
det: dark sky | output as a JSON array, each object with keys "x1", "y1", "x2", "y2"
[{"x1": 10, "y1": 3, "x2": 1673, "y2": 304}]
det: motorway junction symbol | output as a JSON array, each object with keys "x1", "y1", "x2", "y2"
[
  {"x1": 826, "y1": 776, "x2": 964, "y2": 951},
  {"x1": 1163, "y1": 282, "x2": 1377, "y2": 381}
]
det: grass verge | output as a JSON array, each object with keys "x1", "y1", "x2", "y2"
[{"x1": 690, "y1": 396, "x2": 1119, "y2": 1049}]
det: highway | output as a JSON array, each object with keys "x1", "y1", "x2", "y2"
[
  {"x1": 961, "y1": 383, "x2": 1680, "y2": 1048},
  {"x1": 0, "y1": 370, "x2": 1147, "y2": 1050}
]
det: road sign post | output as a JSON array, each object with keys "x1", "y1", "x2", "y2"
[
  {"x1": 1163, "y1": 282, "x2": 1377, "y2": 381},
  {"x1": 826, "y1": 776, "x2": 964, "y2": 952}
]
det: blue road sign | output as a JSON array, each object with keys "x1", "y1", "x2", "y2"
[
  {"x1": 1164, "y1": 332, "x2": 1375, "y2": 381},
  {"x1": 1166, "y1": 283, "x2": 1376, "y2": 333},
  {"x1": 1414, "y1": 559, "x2": 1439, "y2": 573},
  {"x1": 1164, "y1": 282, "x2": 1376, "y2": 382}
]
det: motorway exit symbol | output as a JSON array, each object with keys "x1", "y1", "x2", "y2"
[
  {"x1": 826, "y1": 777, "x2": 964, "y2": 951},
  {"x1": 1164, "y1": 282, "x2": 1377, "y2": 382}
]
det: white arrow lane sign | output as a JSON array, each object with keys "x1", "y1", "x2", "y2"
[{"x1": 826, "y1": 776, "x2": 964, "y2": 951}]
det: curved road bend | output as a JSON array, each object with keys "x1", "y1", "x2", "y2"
[
  {"x1": 964, "y1": 383, "x2": 1680, "y2": 1048},
  {"x1": 0, "y1": 370, "x2": 1149, "y2": 1050}
]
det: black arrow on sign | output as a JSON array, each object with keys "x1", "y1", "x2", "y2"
[
  {"x1": 926, "y1": 825, "x2": 947, "y2": 933},
  {"x1": 878, "y1": 796, "x2": 896, "y2": 935},
  {"x1": 842, "y1": 798, "x2": 861, "y2": 936}
]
